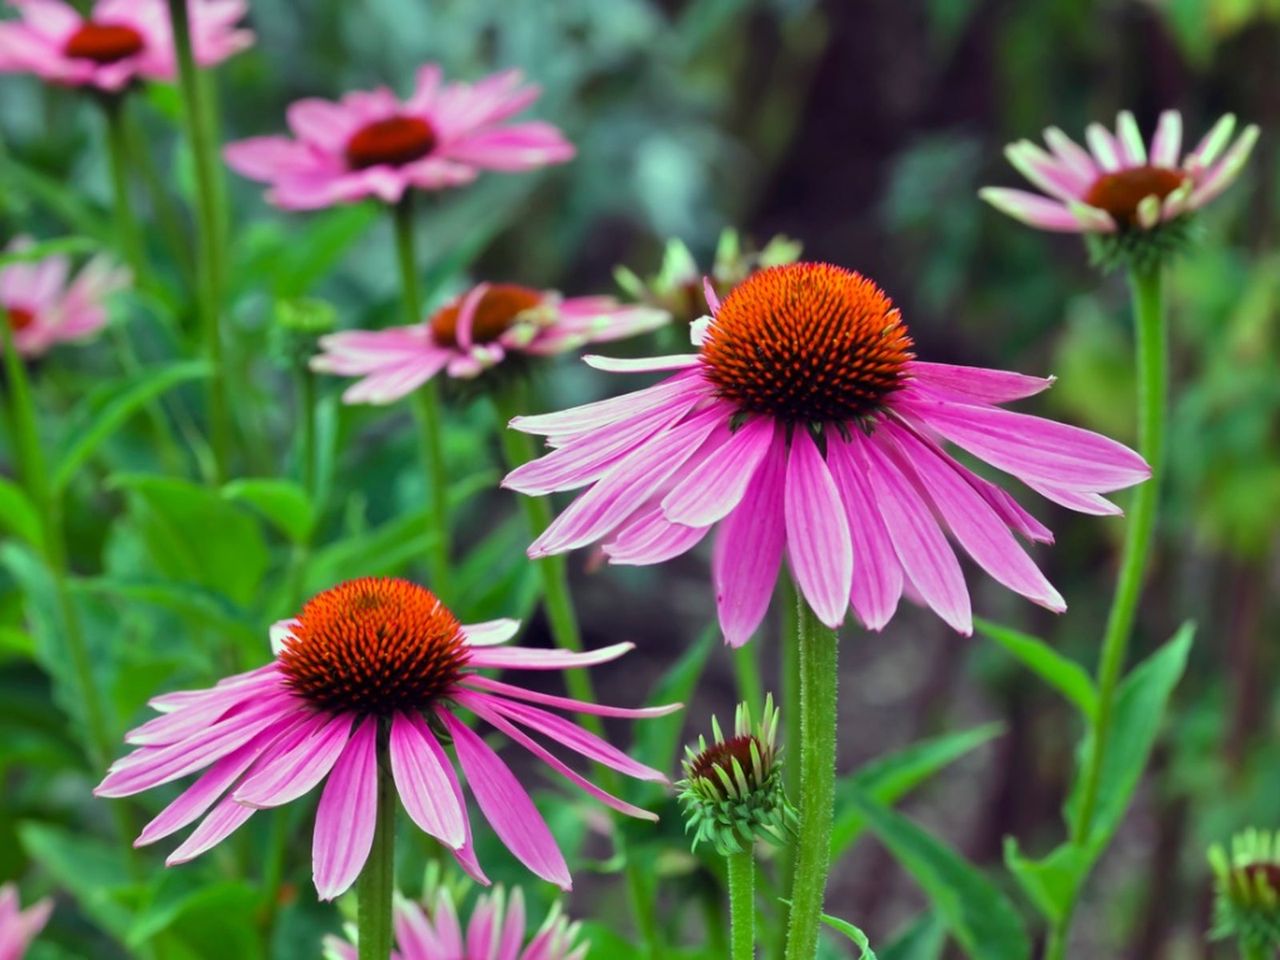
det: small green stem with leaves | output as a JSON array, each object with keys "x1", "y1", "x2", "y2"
[
  {"x1": 390, "y1": 199, "x2": 453, "y2": 598},
  {"x1": 1047, "y1": 264, "x2": 1167, "y2": 959},
  {"x1": 358, "y1": 739, "x2": 396, "y2": 960},
  {"x1": 728, "y1": 849, "x2": 756, "y2": 960},
  {"x1": 165, "y1": 0, "x2": 232, "y2": 483},
  {"x1": 785, "y1": 595, "x2": 839, "y2": 960}
]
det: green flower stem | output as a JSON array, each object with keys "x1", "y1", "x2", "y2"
[
  {"x1": 390, "y1": 199, "x2": 452, "y2": 599},
  {"x1": 123, "y1": 102, "x2": 195, "y2": 287},
  {"x1": 1047, "y1": 264, "x2": 1167, "y2": 959},
  {"x1": 774, "y1": 578, "x2": 801, "y2": 960},
  {"x1": 358, "y1": 738, "x2": 396, "y2": 960},
  {"x1": 732, "y1": 644, "x2": 764, "y2": 717},
  {"x1": 728, "y1": 849, "x2": 757, "y2": 960},
  {"x1": 165, "y1": 0, "x2": 232, "y2": 484},
  {"x1": 785, "y1": 595, "x2": 839, "y2": 960},
  {"x1": 297, "y1": 364, "x2": 318, "y2": 499}
]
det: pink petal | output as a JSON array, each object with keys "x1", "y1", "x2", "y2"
[
  {"x1": 979, "y1": 188, "x2": 1086, "y2": 232},
  {"x1": 508, "y1": 369, "x2": 704, "y2": 440},
  {"x1": 465, "y1": 641, "x2": 634, "y2": 671},
  {"x1": 389, "y1": 711, "x2": 466, "y2": 848},
  {"x1": 582, "y1": 354, "x2": 699, "y2": 373},
  {"x1": 165, "y1": 795, "x2": 256, "y2": 865},
  {"x1": 662, "y1": 416, "x2": 775, "y2": 526},
  {"x1": 712, "y1": 427, "x2": 787, "y2": 647},
  {"x1": 312, "y1": 716, "x2": 379, "y2": 900},
  {"x1": 462, "y1": 619, "x2": 521, "y2": 646},
  {"x1": 440, "y1": 711, "x2": 571, "y2": 890},
  {"x1": 784, "y1": 429, "x2": 853, "y2": 630},
  {"x1": 601, "y1": 500, "x2": 710, "y2": 566},
  {"x1": 460, "y1": 675, "x2": 681, "y2": 718},
  {"x1": 233, "y1": 712, "x2": 354, "y2": 808},
  {"x1": 1150, "y1": 110, "x2": 1182, "y2": 168},
  {"x1": 905, "y1": 361, "x2": 1054, "y2": 404}
]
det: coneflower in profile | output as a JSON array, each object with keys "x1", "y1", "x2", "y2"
[
  {"x1": 503, "y1": 262, "x2": 1150, "y2": 644},
  {"x1": 95, "y1": 577, "x2": 676, "y2": 899}
]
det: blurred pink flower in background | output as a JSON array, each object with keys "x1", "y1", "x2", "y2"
[
  {"x1": 1, "y1": 242, "x2": 129, "y2": 357},
  {"x1": 95, "y1": 577, "x2": 674, "y2": 899},
  {"x1": 323, "y1": 886, "x2": 587, "y2": 960},
  {"x1": 312, "y1": 282, "x2": 669, "y2": 403},
  {"x1": 224, "y1": 66, "x2": 575, "y2": 210},
  {"x1": 503, "y1": 262, "x2": 1152, "y2": 644},
  {"x1": 981, "y1": 110, "x2": 1259, "y2": 233},
  {"x1": 0, "y1": 0, "x2": 253, "y2": 92},
  {"x1": 0, "y1": 883, "x2": 52, "y2": 960}
]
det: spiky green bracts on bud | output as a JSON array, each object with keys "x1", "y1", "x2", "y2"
[
  {"x1": 1209, "y1": 828, "x2": 1280, "y2": 955},
  {"x1": 677, "y1": 694, "x2": 796, "y2": 856},
  {"x1": 1084, "y1": 214, "x2": 1200, "y2": 275},
  {"x1": 270, "y1": 296, "x2": 338, "y2": 367},
  {"x1": 614, "y1": 229, "x2": 802, "y2": 325}
]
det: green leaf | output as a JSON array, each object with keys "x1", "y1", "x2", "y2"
[
  {"x1": 1066, "y1": 622, "x2": 1195, "y2": 856},
  {"x1": 850, "y1": 791, "x2": 1032, "y2": 960},
  {"x1": 1002, "y1": 837, "x2": 1090, "y2": 924},
  {"x1": 975, "y1": 617, "x2": 1097, "y2": 718},
  {"x1": 272, "y1": 202, "x2": 379, "y2": 298},
  {"x1": 305, "y1": 506, "x2": 434, "y2": 596},
  {"x1": 19, "y1": 821, "x2": 135, "y2": 941},
  {"x1": 832, "y1": 724, "x2": 1004, "y2": 855},
  {"x1": 110, "y1": 474, "x2": 270, "y2": 607},
  {"x1": 0, "y1": 625, "x2": 36, "y2": 661},
  {"x1": 0, "y1": 153, "x2": 112, "y2": 240},
  {"x1": 0, "y1": 476, "x2": 43, "y2": 550},
  {"x1": 52, "y1": 361, "x2": 212, "y2": 495},
  {"x1": 128, "y1": 876, "x2": 264, "y2": 959},
  {"x1": 819, "y1": 912, "x2": 879, "y2": 958},
  {"x1": 222, "y1": 478, "x2": 315, "y2": 544},
  {"x1": 633, "y1": 625, "x2": 717, "y2": 773},
  {"x1": 0, "y1": 236, "x2": 96, "y2": 268},
  {"x1": 880, "y1": 913, "x2": 947, "y2": 960}
]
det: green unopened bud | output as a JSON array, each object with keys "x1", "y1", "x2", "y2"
[
  {"x1": 677, "y1": 694, "x2": 795, "y2": 856},
  {"x1": 1209, "y1": 828, "x2": 1280, "y2": 954},
  {"x1": 270, "y1": 297, "x2": 339, "y2": 367},
  {"x1": 1083, "y1": 213, "x2": 1199, "y2": 274}
]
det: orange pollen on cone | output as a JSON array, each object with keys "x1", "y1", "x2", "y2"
[
  {"x1": 429, "y1": 284, "x2": 544, "y2": 349},
  {"x1": 344, "y1": 116, "x2": 437, "y2": 170},
  {"x1": 700, "y1": 262, "x2": 914, "y2": 423},
  {"x1": 277, "y1": 577, "x2": 469, "y2": 715},
  {"x1": 63, "y1": 22, "x2": 146, "y2": 64},
  {"x1": 1082, "y1": 166, "x2": 1187, "y2": 225},
  {"x1": 6, "y1": 307, "x2": 35, "y2": 332}
]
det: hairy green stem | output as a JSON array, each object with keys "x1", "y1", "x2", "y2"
[
  {"x1": 785, "y1": 596, "x2": 839, "y2": 960},
  {"x1": 390, "y1": 199, "x2": 452, "y2": 598},
  {"x1": 774, "y1": 578, "x2": 801, "y2": 959},
  {"x1": 165, "y1": 0, "x2": 231, "y2": 483},
  {"x1": 728, "y1": 848, "x2": 757, "y2": 960},
  {"x1": 1047, "y1": 265, "x2": 1167, "y2": 959},
  {"x1": 358, "y1": 740, "x2": 396, "y2": 960}
]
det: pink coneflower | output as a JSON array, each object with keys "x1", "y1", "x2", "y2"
[
  {"x1": 95, "y1": 577, "x2": 674, "y2": 898},
  {"x1": 1, "y1": 243, "x2": 129, "y2": 358},
  {"x1": 324, "y1": 886, "x2": 587, "y2": 960},
  {"x1": 502, "y1": 262, "x2": 1151, "y2": 644},
  {"x1": 310, "y1": 282, "x2": 669, "y2": 403},
  {"x1": 980, "y1": 110, "x2": 1259, "y2": 233},
  {"x1": 0, "y1": 0, "x2": 253, "y2": 93},
  {"x1": 224, "y1": 66, "x2": 574, "y2": 210},
  {"x1": 0, "y1": 884, "x2": 51, "y2": 960}
]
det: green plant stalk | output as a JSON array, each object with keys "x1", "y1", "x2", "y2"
[
  {"x1": 165, "y1": 0, "x2": 231, "y2": 483},
  {"x1": 728, "y1": 848, "x2": 757, "y2": 960},
  {"x1": 124, "y1": 103, "x2": 195, "y2": 287},
  {"x1": 1046, "y1": 265, "x2": 1167, "y2": 959},
  {"x1": 490, "y1": 383, "x2": 665, "y2": 958},
  {"x1": 774, "y1": 577, "x2": 801, "y2": 959},
  {"x1": 784, "y1": 595, "x2": 839, "y2": 960},
  {"x1": 358, "y1": 743, "x2": 396, "y2": 960},
  {"x1": 732, "y1": 644, "x2": 764, "y2": 716},
  {"x1": 390, "y1": 199, "x2": 453, "y2": 598}
]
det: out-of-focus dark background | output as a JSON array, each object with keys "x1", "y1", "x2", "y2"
[{"x1": 2, "y1": 1, "x2": 1278, "y2": 958}]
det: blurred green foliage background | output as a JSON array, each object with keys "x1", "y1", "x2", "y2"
[{"x1": 1, "y1": 0, "x2": 1279, "y2": 957}]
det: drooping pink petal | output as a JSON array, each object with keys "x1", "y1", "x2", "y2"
[
  {"x1": 312, "y1": 716, "x2": 379, "y2": 900},
  {"x1": 508, "y1": 369, "x2": 705, "y2": 440},
  {"x1": 852, "y1": 429, "x2": 972, "y2": 634},
  {"x1": 662, "y1": 416, "x2": 775, "y2": 526},
  {"x1": 601, "y1": 499, "x2": 710, "y2": 566},
  {"x1": 233, "y1": 712, "x2": 354, "y2": 808},
  {"x1": 905, "y1": 361, "x2": 1054, "y2": 404},
  {"x1": 389, "y1": 711, "x2": 466, "y2": 849},
  {"x1": 459, "y1": 674, "x2": 681, "y2": 718},
  {"x1": 713, "y1": 427, "x2": 788, "y2": 647},
  {"x1": 166, "y1": 794, "x2": 257, "y2": 865},
  {"x1": 825, "y1": 433, "x2": 904, "y2": 631},
  {"x1": 582, "y1": 353, "x2": 699, "y2": 373},
  {"x1": 978, "y1": 188, "x2": 1085, "y2": 232},
  {"x1": 440, "y1": 710, "x2": 571, "y2": 890},
  {"x1": 465, "y1": 640, "x2": 634, "y2": 671},
  {"x1": 783, "y1": 428, "x2": 854, "y2": 630}
]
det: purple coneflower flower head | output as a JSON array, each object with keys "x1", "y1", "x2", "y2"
[
  {"x1": 323, "y1": 885, "x2": 587, "y2": 960},
  {"x1": 224, "y1": 66, "x2": 575, "y2": 210},
  {"x1": 1, "y1": 240, "x2": 129, "y2": 358},
  {"x1": 95, "y1": 577, "x2": 675, "y2": 899},
  {"x1": 981, "y1": 110, "x2": 1259, "y2": 234},
  {"x1": 502, "y1": 262, "x2": 1151, "y2": 644},
  {"x1": 0, "y1": 884, "x2": 51, "y2": 960},
  {"x1": 0, "y1": 0, "x2": 253, "y2": 93},
  {"x1": 310, "y1": 282, "x2": 669, "y2": 403}
]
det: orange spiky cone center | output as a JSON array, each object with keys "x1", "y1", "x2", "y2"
[{"x1": 429, "y1": 284, "x2": 544, "y2": 348}]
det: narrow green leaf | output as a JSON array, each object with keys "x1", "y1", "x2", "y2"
[
  {"x1": 819, "y1": 912, "x2": 879, "y2": 958},
  {"x1": 19, "y1": 821, "x2": 134, "y2": 940},
  {"x1": 850, "y1": 791, "x2": 1032, "y2": 960},
  {"x1": 0, "y1": 626, "x2": 36, "y2": 661},
  {"x1": 0, "y1": 477, "x2": 43, "y2": 550},
  {"x1": 633, "y1": 625, "x2": 716, "y2": 773},
  {"x1": 975, "y1": 617, "x2": 1097, "y2": 718},
  {"x1": 880, "y1": 913, "x2": 947, "y2": 960},
  {"x1": 832, "y1": 723, "x2": 1004, "y2": 854},
  {"x1": 53, "y1": 361, "x2": 212, "y2": 494},
  {"x1": 72, "y1": 577, "x2": 260, "y2": 651},
  {"x1": 0, "y1": 154, "x2": 112, "y2": 240},
  {"x1": 0, "y1": 236, "x2": 96, "y2": 268},
  {"x1": 1066, "y1": 622, "x2": 1195, "y2": 855},
  {"x1": 1002, "y1": 837, "x2": 1090, "y2": 924},
  {"x1": 272, "y1": 202, "x2": 380, "y2": 298},
  {"x1": 222, "y1": 478, "x2": 315, "y2": 544}
]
